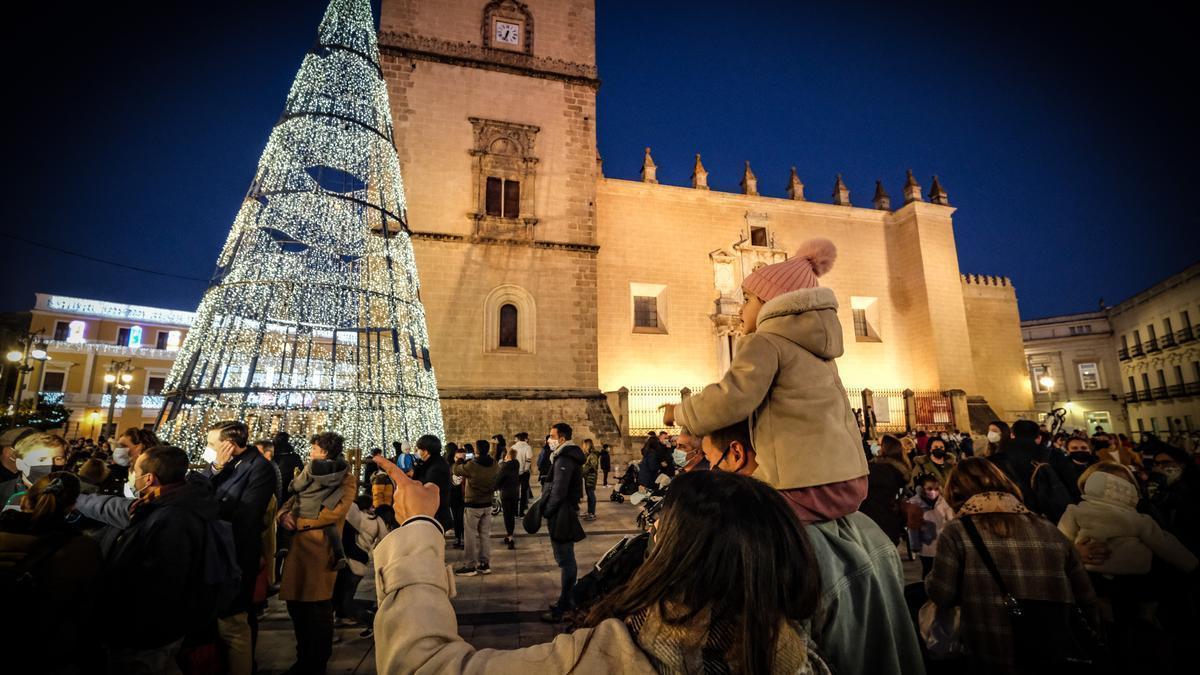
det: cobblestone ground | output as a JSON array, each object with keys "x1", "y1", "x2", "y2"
[{"x1": 256, "y1": 486, "x2": 923, "y2": 673}]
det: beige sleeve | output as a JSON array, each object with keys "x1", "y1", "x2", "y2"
[{"x1": 675, "y1": 334, "x2": 780, "y2": 436}]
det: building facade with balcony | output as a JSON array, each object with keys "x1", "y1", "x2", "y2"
[
  {"x1": 20, "y1": 293, "x2": 194, "y2": 439},
  {"x1": 1110, "y1": 263, "x2": 1200, "y2": 440},
  {"x1": 1022, "y1": 311, "x2": 1127, "y2": 434}
]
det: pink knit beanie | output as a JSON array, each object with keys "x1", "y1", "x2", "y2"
[{"x1": 741, "y1": 238, "x2": 837, "y2": 302}]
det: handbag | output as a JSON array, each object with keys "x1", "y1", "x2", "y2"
[
  {"x1": 918, "y1": 600, "x2": 965, "y2": 660},
  {"x1": 522, "y1": 494, "x2": 545, "y2": 534},
  {"x1": 960, "y1": 516, "x2": 1105, "y2": 673}
]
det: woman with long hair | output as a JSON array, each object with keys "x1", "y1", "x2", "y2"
[
  {"x1": 371, "y1": 463, "x2": 829, "y2": 674},
  {"x1": 926, "y1": 457, "x2": 1099, "y2": 674},
  {"x1": 983, "y1": 420, "x2": 1010, "y2": 457}
]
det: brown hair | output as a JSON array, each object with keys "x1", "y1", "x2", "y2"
[
  {"x1": 1076, "y1": 461, "x2": 1136, "y2": 493},
  {"x1": 209, "y1": 420, "x2": 249, "y2": 448},
  {"x1": 945, "y1": 457, "x2": 1026, "y2": 538},
  {"x1": 880, "y1": 434, "x2": 911, "y2": 470},
  {"x1": 140, "y1": 446, "x2": 190, "y2": 485},
  {"x1": 119, "y1": 427, "x2": 160, "y2": 449},
  {"x1": 21, "y1": 472, "x2": 81, "y2": 529},
  {"x1": 77, "y1": 458, "x2": 109, "y2": 485},
  {"x1": 13, "y1": 432, "x2": 68, "y2": 460}
]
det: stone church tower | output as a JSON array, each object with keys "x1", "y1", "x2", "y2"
[{"x1": 378, "y1": 1, "x2": 619, "y2": 445}]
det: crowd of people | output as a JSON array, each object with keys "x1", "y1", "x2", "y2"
[{"x1": 2, "y1": 237, "x2": 1198, "y2": 674}]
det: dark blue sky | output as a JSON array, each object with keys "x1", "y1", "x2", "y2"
[{"x1": 2, "y1": 0, "x2": 1194, "y2": 319}]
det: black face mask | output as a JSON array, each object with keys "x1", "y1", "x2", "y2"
[
  {"x1": 931, "y1": 449, "x2": 947, "y2": 460},
  {"x1": 1069, "y1": 451, "x2": 1093, "y2": 465},
  {"x1": 712, "y1": 445, "x2": 747, "y2": 474}
]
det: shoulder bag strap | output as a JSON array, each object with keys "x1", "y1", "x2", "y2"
[{"x1": 961, "y1": 516, "x2": 1022, "y2": 614}]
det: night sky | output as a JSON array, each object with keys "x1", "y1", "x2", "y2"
[{"x1": 2, "y1": 0, "x2": 1194, "y2": 319}]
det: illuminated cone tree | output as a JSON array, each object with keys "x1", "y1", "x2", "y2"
[{"x1": 157, "y1": 0, "x2": 443, "y2": 458}]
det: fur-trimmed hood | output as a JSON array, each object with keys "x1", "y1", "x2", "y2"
[{"x1": 755, "y1": 287, "x2": 842, "y2": 360}]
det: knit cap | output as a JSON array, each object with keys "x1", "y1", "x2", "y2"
[{"x1": 741, "y1": 238, "x2": 837, "y2": 302}]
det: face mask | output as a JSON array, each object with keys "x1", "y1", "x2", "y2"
[
  {"x1": 987, "y1": 431, "x2": 1002, "y2": 444},
  {"x1": 124, "y1": 474, "x2": 147, "y2": 499},
  {"x1": 673, "y1": 449, "x2": 687, "y2": 466},
  {"x1": 202, "y1": 446, "x2": 218, "y2": 464},
  {"x1": 1069, "y1": 451, "x2": 1093, "y2": 464},
  {"x1": 112, "y1": 447, "x2": 131, "y2": 467},
  {"x1": 931, "y1": 449, "x2": 947, "y2": 459},
  {"x1": 1160, "y1": 466, "x2": 1183, "y2": 485},
  {"x1": 869, "y1": 443, "x2": 881, "y2": 457},
  {"x1": 16, "y1": 459, "x2": 54, "y2": 485},
  {"x1": 547, "y1": 438, "x2": 560, "y2": 451}
]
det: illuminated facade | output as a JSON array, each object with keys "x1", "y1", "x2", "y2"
[
  {"x1": 1021, "y1": 311, "x2": 1128, "y2": 434},
  {"x1": 21, "y1": 293, "x2": 192, "y2": 439}
]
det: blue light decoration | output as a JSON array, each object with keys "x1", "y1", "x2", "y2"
[{"x1": 128, "y1": 326, "x2": 143, "y2": 348}]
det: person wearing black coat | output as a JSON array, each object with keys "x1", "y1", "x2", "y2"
[
  {"x1": 861, "y1": 449, "x2": 909, "y2": 544},
  {"x1": 989, "y1": 420, "x2": 1077, "y2": 522},
  {"x1": 495, "y1": 450, "x2": 521, "y2": 549},
  {"x1": 102, "y1": 447, "x2": 219, "y2": 671},
  {"x1": 272, "y1": 432, "x2": 305, "y2": 499},
  {"x1": 599, "y1": 444, "x2": 612, "y2": 486},
  {"x1": 412, "y1": 435, "x2": 453, "y2": 530},
  {"x1": 448, "y1": 443, "x2": 466, "y2": 548},
  {"x1": 202, "y1": 421, "x2": 277, "y2": 675},
  {"x1": 542, "y1": 423, "x2": 586, "y2": 623}
]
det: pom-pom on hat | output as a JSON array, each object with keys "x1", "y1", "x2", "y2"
[{"x1": 741, "y1": 238, "x2": 837, "y2": 302}]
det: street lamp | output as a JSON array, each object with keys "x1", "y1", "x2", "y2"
[
  {"x1": 5, "y1": 330, "x2": 49, "y2": 422},
  {"x1": 103, "y1": 359, "x2": 135, "y2": 439},
  {"x1": 1038, "y1": 375, "x2": 1056, "y2": 390}
]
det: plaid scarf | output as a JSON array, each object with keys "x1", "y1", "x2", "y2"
[{"x1": 625, "y1": 604, "x2": 819, "y2": 674}]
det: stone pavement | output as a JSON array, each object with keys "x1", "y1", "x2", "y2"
[{"x1": 256, "y1": 486, "x2": 922, "y2": 673}]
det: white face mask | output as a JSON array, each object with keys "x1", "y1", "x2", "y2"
[
  {"x1": 124, "y1": 474, "x2": 145, "y2": 499},
  {"x1": 869, "y1": 443, "x2": 881, "y2": 456},
  {"x1": 547, "y1": 438, "x2": 561, "y2": 451},
  {"x1": 987, "y1": 431, "x2": 1002, "y2": 444},
  {"x1": 112, "y1": 447, "x2": 131, "y2": 467},
  {"x1": 202, "y1": 446, "x2": 218, "y2": 464}
]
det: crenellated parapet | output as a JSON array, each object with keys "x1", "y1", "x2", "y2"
[{"x1": 961, "y1": 273, "x2": 1013, "y2": 287}]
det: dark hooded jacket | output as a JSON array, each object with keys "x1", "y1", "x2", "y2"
[
  {"x1": 545, "y1": 443, "x2": 586, "y2": 543},
  {"x1": 452, "y1": 453, "x2": 500, "y2": 508},
  {"x1": 102, "y1": 477, "x2": 219, "y2": 649}
]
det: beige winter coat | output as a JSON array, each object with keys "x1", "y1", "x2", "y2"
[
  {"x1": 676, "y1": 287, "x2": 868, "y2": 490},
  {"x1": 374, "y1": 519, "x2": 658, "y2": 674}
]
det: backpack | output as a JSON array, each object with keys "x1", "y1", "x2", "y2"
[
  {"x1": 1028, "y1": 461, "x2": 1072, "y2": 523},
  {"x1": 195, "y1": 516, "x2": 242, "y2": 617},
  {"x1": 0, "y1": 531, "x2": 73, "y2": 608}
]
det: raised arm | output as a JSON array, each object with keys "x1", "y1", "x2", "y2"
[{"x1": 675, "y1": 334, "x2": 779, "y2": 436}]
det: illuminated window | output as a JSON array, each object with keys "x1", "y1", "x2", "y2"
[
  {"x1": 1032, "y1": 365, "x2": 1050, "y2": 393},
  {"x1": 1077, "y1": 362, "x2": 1100, "y2": 390},
  {"x1": 634, "y1": 297, "x2": 659, "y2": 329},
  {"x1": 167, "y1": 330, "x2": 182, "y2": 350},
  {"x1": 853, "y1": 309, "x2": 868, "y2": 337},
  {"x1": 67, "y1": 320, "x2": 86, "y2": 344},
  {"x1": 498, "y1": 304, "x2": 518, "y2": 348},
  {"x1": 850, "y1": 296, "x2": 881, "y2": 342}
]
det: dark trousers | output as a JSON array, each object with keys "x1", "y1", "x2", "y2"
[
  {"x1": 920, "y1": 555, "x2": 935, "y2": 578},
  {"x1": 585, "y1": 485, "x2": 597, "y2": 515},
  {"x1": 550, "y1": 539, "x2": 577, "y2": 611},
  {"x1": 451, "y1": 502, "x2": 465, "y2": 542},
  {"x1": 601, "y1": 469, "x2": 609, "y2": 486},
  {"x1": 518, "y1": 472, "x2": 532, "y2": 514},
  {"x1": 286, "y1": 599, "x2": 333, "y2": 675},
  {"x1": 333, "y1": 567, "x2": 363, "y2": 619},
  {"x1": 501, "y1": 496, "x2": 519, "y2": 537}
]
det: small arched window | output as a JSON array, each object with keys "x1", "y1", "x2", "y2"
[{"x1": 498, "y1": 304, "x2": 518, "y2": 348}]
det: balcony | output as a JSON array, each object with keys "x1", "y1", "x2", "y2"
[
  {"x1": 1145, "y1": 337, "x2": 1160, "y2": 353},
  {"x1": 1118, "y1": 347, "x2": 1130, "y2": 361},
  {"x1": 1181, "y1": 327, "x2": 1198, "y2": 343},
  {"x1": 1152, "y1": 386, "x2": 1169, "y2": 399},
  {"x1": 1167, "y1": 384, "x2": 1186, "y2": 398},
  {"x1": 1131, "y1": 344, "x2": 1145, "y2": 357},
  {"x1": 1124, "y1": 391, "x2": 1139, "y2": 403},
  {"x1": 1138, "y1": 389, "x2": 1153, "y2": 401},
  {"x1": 37, "y1": 392, "x2": 164, "y2": 410},
  {"x1": 1161, "y1": 333, "x2": 1177, "y2": 349},
  {"x1": 1188, "y1": 382, "x2": 1200, "y2": 396}
]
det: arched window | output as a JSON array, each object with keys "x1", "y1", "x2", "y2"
[
  {"x1": 499, "y1": 304, "x2": 518, "y2": 348},
  {"x1": 484, "y1": 284, "x2": 536, "y2": 354}
]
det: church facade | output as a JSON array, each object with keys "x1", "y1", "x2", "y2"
[{"x1": 378, "y1": 0, "x2": 1033, "y2": 448}]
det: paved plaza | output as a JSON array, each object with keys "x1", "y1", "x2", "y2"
[{"x1": 256, "y1": 488, "x2": 923, "y2": 673}]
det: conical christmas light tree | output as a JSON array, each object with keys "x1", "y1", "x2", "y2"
[{"x1": 157, "y1": 0, "x2": 443, "y2": 458}]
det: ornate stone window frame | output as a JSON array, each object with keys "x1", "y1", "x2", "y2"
[
  {"x1": 469, "y1": 117, "x2": 539, "y2": 240},
  {"x1": 482, "y1": 0, "x2": 534, "y2": 55},
  {"x1": 484, "y1": 284, "x2": 536, "y2": 354}
]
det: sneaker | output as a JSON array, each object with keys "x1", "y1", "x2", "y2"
[
  {"x1": 334, "y1": 616, "x2": 359, "y2": 627},
  {"x1": 583, "y1": 513, "x2": 596, "y2": 521},
  {"x1": 506, "y1": 538, "x2": 515, "y2": 550},
  {"x1": 359, "y1": 627, "x2": 374, "y2": 639},
  {"x1": 477, "y1": 562, "x2": 492, "y2": 575},
  {"x1": 454, "y1": 565, "x2": 478, "y2": 577}
]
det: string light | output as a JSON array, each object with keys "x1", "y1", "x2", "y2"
[{"x1": 157, "y1": 0, "x2": 444, "y2": 460}]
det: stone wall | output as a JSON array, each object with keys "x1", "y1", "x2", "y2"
[{"x1": 961, "y1": 274, "x2": 1034, "y2": 420}]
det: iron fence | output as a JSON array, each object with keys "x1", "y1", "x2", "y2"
[{"x1": 627, "y1": 385, "x2": 704, "y2": 437}]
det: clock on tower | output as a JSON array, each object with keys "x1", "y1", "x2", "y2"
[{"x1": 494, "y1": 19, "x2": 521, "y2": 47}]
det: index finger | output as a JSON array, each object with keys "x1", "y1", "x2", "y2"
[{"x1": 374, "y1": 456, "x2": 414, "y2": 486}]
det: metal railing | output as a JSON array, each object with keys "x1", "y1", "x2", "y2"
[
  {"x1": 1152, "y1": 386, "x2": 1168, "y2": 399},
  {"x1": 1166, "y1": 384, "x2": 1186, "y2": 398},
  {"x1": 1178, "y1": 327, "x2": 1197, "y2": 343},
  {"x1": 627, "y1": 385, "x2": 705, "y2": 437},
  {"x1": 1124, "y1": 391, "x2": 1139, "y2": 403},
  {"x1": 1118, "y1": 347, "x2": 1130, "y2": 361},
  {"x1": 1161, "y1": 334, "x2": 1177, "y2": 349},
  {"x1": 1146, "y1": 338, "x2": 1160, "y2": 352},
  {"x1": 1131, "y1": 344, "x2": 1145, "y2": 357}
]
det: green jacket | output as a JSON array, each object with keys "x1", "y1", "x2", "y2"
[
  {"x1": 452, "y1": 457, "x2": 500, "y2": 508},
  {"x1": 582, "y1": 450, "x2": 601, "y2": 488}
]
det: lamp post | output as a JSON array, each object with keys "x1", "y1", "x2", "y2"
[
  {"x1": 103, "y1": 359, "x2": 134, "y2": 439},
  {"x1": 5, "y1": 330, "x2": 49, "y2": 423}
]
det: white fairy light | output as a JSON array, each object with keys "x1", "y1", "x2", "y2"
[{"x1": 157, "y1": 0, "x2": 444, "y2": 460}]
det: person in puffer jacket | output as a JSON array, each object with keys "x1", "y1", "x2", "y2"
[{"x1": 664, "y1": 238, "x2": 868, "y2": 522}]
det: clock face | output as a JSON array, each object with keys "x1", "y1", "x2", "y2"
[{"x1": 495, "y1": 20, "x2": 520, "y2": 45}]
